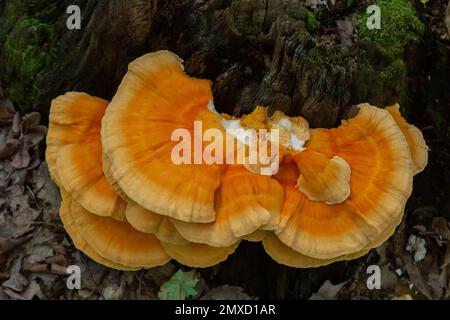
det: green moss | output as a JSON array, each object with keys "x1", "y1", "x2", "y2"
[
  {"x1": 1, "y1": 16, "x2": 57, "y2": 111},
  {"x1": 380, "y1": 59, "x2": 406, "y2": 82},
  {"x1": 355, "y1": 0, "x2": 424, "y2": 56},
  {"x1": 305, "y1": 9, "x2": 319, "y2": 31},
  {"x1": 353, "y1": 0, "x2": 424, "y2": 108}
]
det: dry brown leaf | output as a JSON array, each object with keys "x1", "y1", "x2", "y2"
[
  {"x1": 403, "y1": 256, "x2": 433, "y2": 299},
  {"x1": 0, "y1": 139, "x2": 20, "y2": 159},
  {"x1": 11, "y1": 112, "x2": 21, "y2": 138},
  {"x1": 21, "y1": 112, "x2": 41, "y2": 132},
  {"x1": 11, "y1": 147, "x2": 30, "y2": 169},
  {"x1": 3, "y1": 280, "x2": 45, "y2": 300},
  {"x1": 309, "y1": 280, "x2": 346, "y2": 300},
  {"x1": 0, "y1": 235, "x2": 32, "y2": 255},
  {"x1": 1, "y1": 257, "x2": 28, "y2": 292}
]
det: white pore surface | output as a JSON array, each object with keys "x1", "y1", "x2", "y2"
[
  {"x1": 220, "y1": 119, "x2": 257, "y2": 146},
  {"x1": 290, "y1": 133, "x2": 305, "y2": 151}
]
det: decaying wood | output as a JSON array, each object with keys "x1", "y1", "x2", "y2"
[{"x1": 0, "y1": 0, "x2": 404, "y2": 127}]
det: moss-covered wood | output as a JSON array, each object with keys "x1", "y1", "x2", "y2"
[{"x1": 0, "y1": 0, "x2": 426, "y2": 126}]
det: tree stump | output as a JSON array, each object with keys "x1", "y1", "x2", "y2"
[{"x1": 2, "y1": 0, "x2": 447, "y2": 299}]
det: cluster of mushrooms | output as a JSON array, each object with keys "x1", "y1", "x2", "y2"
[{"x1": 46, "y1": 50, "x2": 428, "y2": 270}]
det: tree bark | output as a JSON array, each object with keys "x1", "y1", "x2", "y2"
[{"x1": 0, "y1": 0, "x2": 406, "y2": 125}]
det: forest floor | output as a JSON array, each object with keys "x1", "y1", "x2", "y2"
[{"x1": 0, "y1": 0, "x2": 449, "y2": 300}]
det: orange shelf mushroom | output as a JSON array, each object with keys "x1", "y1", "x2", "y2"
[
  {"x1": 161, "y1": 242, "x2": 240, "y2": 268},
  {"x1": 70, "y1": 199, "x2": 170, "y2": 268},
  {"x1": 47, "y1": 92, "x2": 172, "y2": 269},
  {"x1": 47, "y1": 49, "x2": 428, "y2": 271},
  {"x1": 270, "y1": 105, "x2": 414, "y2": 260},
  {"x1": 262, "y1": 103, "x2": 428, "y2": 266},
  {"x1": 59, "y1": 192, "x2": 139, "y2": 271},
  {"x1": 263, "y1": 162, "x2": 406, "y2": 268},
  {"x1": 101, "y1": 51, "x2": 284, "y2": 248},
  {"x1": 386, "y1": 104, "x2": 429, "y2": 175},
  {"x1": 47, "y1": 93, "x2": 127, "y2": 221},
  {"x1": 171, "y1": 165, "x2": 283, "y2": 247},
  {"x1": 125, "y1": 202, "x2": 189, "y2": 245},
  {"x1": 60, "y1": 191, "x2": 169, "y2": 269},
  {"x1": 101, "y1": 51, "x2": 224, "y2": 223}
]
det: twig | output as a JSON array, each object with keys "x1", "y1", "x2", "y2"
[{"x1": 45, "y1": 254, "x2": 67, "y2": 266}]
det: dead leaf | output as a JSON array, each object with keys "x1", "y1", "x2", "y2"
[
  {"x1": 431, "y1": 217, "x2": 450, "y2": 243},
  {"x1": 23, "y1": 133, "x2": 44, "y2": 148},
  {"x1": 101, "y1": 271, "x2": 128, "y2": 300},
  {"x1": 11, "y1": 147, "x2": 30, "y2": 169},
  {"x1": 4, "y1": 280, "x2": 45, "y2": 300},
  {"x1": 0, "y1": 139, "x2": 20, "y2": 159},
  {"x1": 427, "y1": 268, "x2": 446, "y2": 298},
  {"x1": 24, "y1": 245, "x2": 55, "y2": 267},
  {"x1": 309, "y1": 280, "x2": 346, "y2": 300},
  {"x1": 30, "y1": 272, "x2": 58, "y2": 291},
  {"x1": 403, "y1": 256, "x2": 433, "y2": 299},
  {"x1": 1, "y1": 257, "x2": 28, "y2": 292},
  {"x1": 21, "y1": 112, "x2": 41, "y2": 132},
  {"x1": 71, "y1": 251, "x2": 108, "y2": 296},
  {"x1": 23, "y1": 125, "x2": 47, "y2": 148},
  {"x1": 33, "y1": 163, "x2": 61, "y2": 221},
  {"x1": 0, "y1": 160, "x2": 13, "y2": 189},
  {"x1": 11, "y1": 112, "x2": 21, "y2": 138},
  {"x1": 0, "y1": 235, "x2": 33, "y2": 255}
]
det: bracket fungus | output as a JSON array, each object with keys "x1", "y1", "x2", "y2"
[
  {"x1": 47, "y1": 50, "x2": 428, "y2": 270},
  {"x1": 47, "y1": 93, "x2": 127, "y2": 221}
]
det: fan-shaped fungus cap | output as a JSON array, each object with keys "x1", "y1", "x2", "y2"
[
  {"x1": 264, "y1": 160, "x2": 406, "y2": 268},
  {"x1": 102, "y1": 152, "x2": 132, "y2": 202},
  {"x1": 125, "y1": 202, "x2": 189, "y2": 245},
  {"x1": 263, "y1": 204, "x2": 404, "y2": 268},
  {"x1": 101, "y1": 50, "x2": 223, "y2": 223},
  {"x1": 386, "y1": 104, "x2": 428, "y2": 175},
  {"x1": 293, "y1": 150, "x2": 351, "y2": 205},
  {"x1": 70, "y1": 199, "x2": 170, "y2": 268},
  {"x1": 273, "y1": 104, "x2": 413, "y2": 259},
  {"x1": 47, "y1": 92, "x2": 106, "y2": 185},
  {"x1": 172, "y1": 165, "x2": 283, "y2": 247},
  {"x1": 47, "y1": 92, "x2": 127, "y2": 220},
  {"x1": 242, "y1": 230, "x2": 268, "y2": 242},
  {"x1": 59, "y1": 191, "x2": 138, "y2": 270},
  {"x1": 161, "y1": 241, "x2": 240, "y2": 268}
]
